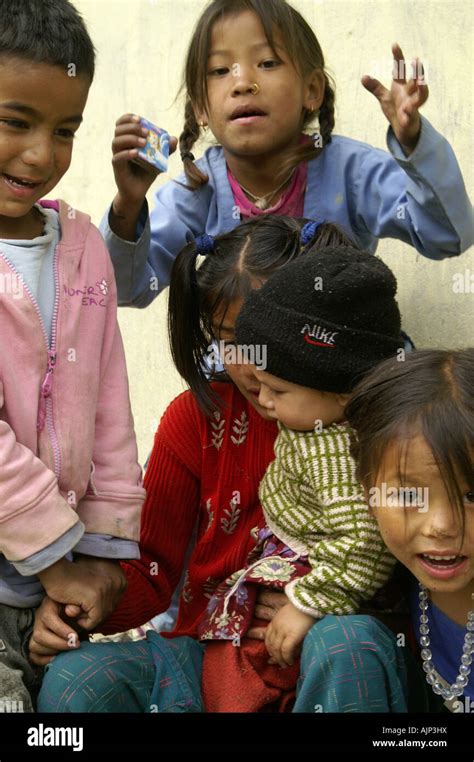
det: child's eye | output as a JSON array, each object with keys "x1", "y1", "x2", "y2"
[
  {"x1": 0, "y1": 118, "x2": 28, "y2": 129},
  {"x1": 208, "y1": 67, "x2": 229, "y2": 77},
  {"x1": 464, "y1": 491, "x2": 474, "y2": 504},
  {"x1": 260, "y1": 59, "x2": 280, "y2": 69},
  {"x1": 55, "y1": 128, "x2": 76, "y2": 139}
]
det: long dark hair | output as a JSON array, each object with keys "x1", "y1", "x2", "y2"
[
  {"x1": 178, "y1": 0, "x2": 335, "y2": 189},
  {"x1": 168, "y1": 216, "x2": 355, "y2": 414},
  {"x1": 346, "y1": 349, "x2": 474, "y2": 525}
]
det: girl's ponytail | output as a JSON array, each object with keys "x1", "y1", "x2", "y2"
[
  {"x1": 278, "y1": 68, "x2": 336, "y2": 184},
  {"x1": 179, "y1": 99, "x2": 209, "y2": 190},
  {"x1": 168, "y1": 239, "x2": 214, "y2": 411},
  {"x1": 300, "y1": 220, "x2": 356, "y2": 251}
]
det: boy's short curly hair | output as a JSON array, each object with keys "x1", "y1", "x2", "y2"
[{"x1": 0, "y1": 0, "x2": 95, "y2": 81}]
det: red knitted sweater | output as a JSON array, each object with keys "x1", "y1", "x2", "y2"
[{"x1": 102, "y1": 382, "x2": 278, "y2": 638}]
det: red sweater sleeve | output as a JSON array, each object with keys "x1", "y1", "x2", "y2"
[{"x1": 99, "y1": 391, "x2": 201, "y2": 633}]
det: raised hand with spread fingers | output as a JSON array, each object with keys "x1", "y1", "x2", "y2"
[{"x1": 361, "y1": 43, "x2": 429, "y2": 154}]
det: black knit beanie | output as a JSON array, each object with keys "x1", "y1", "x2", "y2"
[{"x1": 235, "y1": 245, "x2": 404, "y2": 393}]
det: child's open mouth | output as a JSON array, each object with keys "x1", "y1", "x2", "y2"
[
  {"x1": 4, "y1": 173, "x2": 39, "y2": 188},
  {"x1": 230, "y1": 106, "x2": 267, "y2": 125},
  {"x1": 418, "y1": 553, "x2": 468, "y2": 579},
  {"x1": 3, "y1": 173, "x2": 42, "y2": 197}
]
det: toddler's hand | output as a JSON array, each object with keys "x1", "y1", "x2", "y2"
[
  {"x1": 265, "y1": 601, "x2": 315, "y2": 668},
  {"x1": 111, "y1": 113, "x2": 178, "y2": 208},
  {"x1": 361, "y1": 43, "x2": 429, "y2": 154},
  {"x1": 247, "y1": 588, "x2": 288, "y2": 640}
]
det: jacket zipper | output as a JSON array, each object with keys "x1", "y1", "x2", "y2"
[{"x1": 0, "y1": 248, "x2": 62, "y2": 479}]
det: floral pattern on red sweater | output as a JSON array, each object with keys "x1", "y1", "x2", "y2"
[{"x1": 101, "y1": 383, "x2": 278, "y2": 639}]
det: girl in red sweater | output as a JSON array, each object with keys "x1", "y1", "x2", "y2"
[{"x1": 35, "y1": 217, "x2": 414, "y2": 713}]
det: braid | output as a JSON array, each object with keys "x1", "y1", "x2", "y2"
[
  {"x1": 277, "y1": 70, "x2": 335, "y2": 182},
  {"x1": 178, "y1": 99, "x2": 209, "y2": 189},
  {"x1": 318, "y1": 73, "x2": 335, "y2": 147}
]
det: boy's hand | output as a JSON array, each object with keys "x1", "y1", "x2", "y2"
[
  {"x1": 264, "y1": 601, "x2": 315, "y2": 668},
  {"x1": 70, "y1": 555, "x2": 127, "y2": 623},
  {"x1": 29, "y1": 597, "x2": 83, "y2": 667},
  {"x1": 361, "y1": 43, "x2": 429, "y2": 155},
  {"x1": 38, "y1": 557, "x2": 127, "y2": 630},
  {"x1": 111, "y1": 113, "x2": 178, "y2": 209}
]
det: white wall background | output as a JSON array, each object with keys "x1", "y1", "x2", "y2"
[{"x1": 51, "y1": 0, "x2": 473, "y2": 465}]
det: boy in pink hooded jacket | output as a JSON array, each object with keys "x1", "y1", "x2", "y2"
[{"x1": 0, "y1": 0, "x2": 144, "y2": 710}]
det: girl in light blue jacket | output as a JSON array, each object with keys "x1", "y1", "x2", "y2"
[{"x1": 101, "y1": 0, "x2": 472, "y2": 307}]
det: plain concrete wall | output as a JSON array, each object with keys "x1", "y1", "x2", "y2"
[{"x1": 51, "y1": 0, "x2": 473, "y2": 465}]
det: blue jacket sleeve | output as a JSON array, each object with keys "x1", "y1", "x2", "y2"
[
  {"x1": 12, "y1": 523, "x2": 84, "y2": 575},
  {"x1": 350, "y1": 116, "x2": 473, "y2": 258},
  {"x1": 100, "y1": 173, "x2": 213, "y2": 307},
  {"x1": 73, "y1": 534, "x2": 140, "y2": 560},
  {"x1": 12, "y1": 532, "x2": 139, "y2": 576}
]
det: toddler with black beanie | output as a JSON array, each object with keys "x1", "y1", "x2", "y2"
[{"x1": 198, "y1": 242, "x2": 404, "y2": 712}]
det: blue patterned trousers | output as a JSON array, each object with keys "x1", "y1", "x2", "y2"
[{"x1": 37, "y1": 615, "x2": 432, "y2": 713}]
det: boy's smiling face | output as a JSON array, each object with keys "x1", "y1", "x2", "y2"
[{"x1": 0, "y1": 58, "x2": 90, "y2": 238}]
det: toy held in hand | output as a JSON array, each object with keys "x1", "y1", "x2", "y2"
[{"x1": 132, "y1": 118, "x2": 169, "y2": 173}]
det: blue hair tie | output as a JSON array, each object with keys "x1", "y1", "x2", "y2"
[
  {"x1": 195, "y1": 234, "x2": 215, "y2": 255},
  {"x1": 301, "y1": 221, "x2": 320, "y2": 246}
]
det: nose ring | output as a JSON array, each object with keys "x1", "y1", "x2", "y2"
[{"x1": 250, "y1": 83, "x2": 260, "y2": 95}]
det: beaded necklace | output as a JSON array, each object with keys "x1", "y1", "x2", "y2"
[{"x1": 418, "y1": 583, "x2": 474, "y2": 701}]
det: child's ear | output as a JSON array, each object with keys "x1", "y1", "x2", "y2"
[
  {"x1": 194, "y1": 104, "x2": 209, "y2": 127},
  {"x1": 304, "y1": 69, "x2": 325, "y2": 112},
  {"x1": 338, "y1": 392, "x2": 351, "y2": 409}
]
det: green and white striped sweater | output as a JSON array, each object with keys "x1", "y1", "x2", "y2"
[{"x1": 259, "y1": 421, "x2": 396, "y2": 618}]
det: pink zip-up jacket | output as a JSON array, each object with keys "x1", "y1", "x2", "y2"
[{"x1": 0, "y1": 200, "x2": 145, "y2": 562}]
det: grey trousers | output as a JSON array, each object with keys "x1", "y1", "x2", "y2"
[{"x1": 0, "y1": 604, "x2": 43, "y2": 712}]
